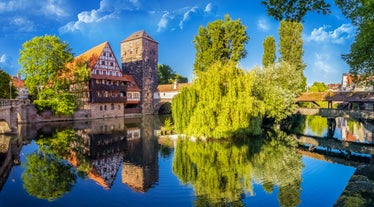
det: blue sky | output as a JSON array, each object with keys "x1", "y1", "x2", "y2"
[{"x1": 0, "y1": 0, "x2": 355, "y2": 85}]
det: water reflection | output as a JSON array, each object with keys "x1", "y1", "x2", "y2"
[
  {"x1": 172, "y1": 129, "x2": 303, "y2": 207},
  {"x1": 0, "y1": 134, "x2": 21, "y2": 191},
  {"x1": 302, "y1": 115, "x2": 374, "y2": 144},
  {"x1": 13, "y1": 117, "x2": 160, "y2": 199}
]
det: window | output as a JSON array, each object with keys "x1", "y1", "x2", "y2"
[
  {"x1": 118, "y1": 105, "x2": 121, "y2": 110},
  {"x1": 111, "y1": 103, "x2": 114, "y2": 110},
  {"x1": 109, "y1": 71, "x2": 112, "y2": 76},
  {"x1": 101, "y1": 61, "x2": 105, "y2": 65},
  {"x1": 104, "y1": 105, "x2": 107, "y2": 110},
  {"x1": 110, "y1": 62, "x2": 113, "y2": 66},
  {"x1": 100, "y1": 106, "x2": 103, "y2": 111}
]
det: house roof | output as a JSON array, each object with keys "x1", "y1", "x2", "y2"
[
  {"x1": 157, "y1": 83, "x2": 191, "y2": 92},
  {"x1": 76, "y1": 41, "x2": 108, "y2": 66},
  {"x1": 121, "y1": 30, "x2": 158, "y2": 43},
  {"x1": 12, "y1": 76, "x2": 25, "y2": 88},
  {"x1": 124, "y1": 75, "x2": 141, "y2": 92}
]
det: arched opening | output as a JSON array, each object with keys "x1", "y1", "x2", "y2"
[
  {"x1": 157, "y1": 102, "x2": 172, "y2": 115},
  {"x1": 0, "y1": 120, "x2": 11, "y2": 134}
]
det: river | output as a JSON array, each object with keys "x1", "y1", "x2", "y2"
[{"x1": 0, "y1": 115, "x2": 372, "y2": 206}]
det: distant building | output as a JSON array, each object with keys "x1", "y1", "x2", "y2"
[
  {"x1": 341, "y1": 73, "x2": 373, "y2": 92},
  {"x1": 327, "y1": 83, "x2": 341, "y2": 92},
  {"x1": 155, "y1": 80, "x2": 191, "y2": 100},
  {"x1": 11, "y1": 75, "x2": 28, "y2": 99}
]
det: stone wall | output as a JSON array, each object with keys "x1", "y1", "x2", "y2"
[{"x1": 90, "y1": 103, "x2": 125, "y2": 119}]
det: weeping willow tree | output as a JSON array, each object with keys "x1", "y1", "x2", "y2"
[{"x1": 172, "y1": 61, "x2": 264, "y2": 138}]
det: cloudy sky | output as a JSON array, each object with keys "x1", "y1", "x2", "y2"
[{"x1": 0, "y1": 0, "x2": 355, "y2": 85}]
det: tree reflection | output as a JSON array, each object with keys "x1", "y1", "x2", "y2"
[
  {"x1": 22, "y1": 152, "x2": 76, "y2": 201},
  {"x1": 172, "y1": 129, "x2": 303, "y2": 206}
]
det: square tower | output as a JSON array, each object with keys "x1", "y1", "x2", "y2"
[{"x1": 121, "y1": 31, "x2": 158, "y2": 114}]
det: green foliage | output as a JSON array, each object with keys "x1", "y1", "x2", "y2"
[
  {"x1": 253, "y1": 62, "x2": 302, "y2": 123},
  {"x1": 262, "y1": 36, "x2": 277, "y2": 67},
  {"x1": 172, "y1": 129, "x2": 303, "y2": 206},
  {"x1": 173, "y1": 62, "x2": 264, "y2": 138},
  {"x1": 0, "y1": 69, "x2": 17, "y2": 99},
  {"x1": 262, "y1": 0, "x2": 331, "y2": 22},
  {"x1": 33, "y1": 89, "x2": 75, "y2": 115},
  {"x1": 163, "y1": 117, "x2": 173, "y2": 131},
  {"x1": 308, "y1": 82, "x2": 328, "y2": 92},
  {"x1": 22, "y1": 152, "x2": 77, "y2": 201},
  {"x1": 69, "y1": 57, "x2": 91, "y2": 110},
  {"x1": 306, "y1": 115, "x2": 327, "y2": 136},
  {"x1": 158, "y1": 64, "x2": 188, "y2": 84},
  {"x1": 18, "y1": 35, "x2": 74, "y2": 115},
  {"x1": 335, "y1": 0, "x2": 374, "y2": 81},
  {"x1": 193, "y1": 14, "x2": 249, "y2": 73},
  {"x1": 279, "y1": 20, "x2": 307, "y2": 90}
]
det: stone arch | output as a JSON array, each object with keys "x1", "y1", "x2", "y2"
[
  {"x1": 0, "y1": 119, "x2": 11, "y2": 134},
  {"x1": 153, "y1": 101, "x2": 172, "y2": 114}
]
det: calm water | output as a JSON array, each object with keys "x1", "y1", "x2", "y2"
[{"x1": 1, "y1": 115, "x2": 369, "y2": 207}]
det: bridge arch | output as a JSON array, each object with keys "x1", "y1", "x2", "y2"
[
  {"x1": 0, "y1": 119, "x2": 11, "y2": 134},
  {"x1": 154, "y1": 100, "x2": 172, "y2": 114}
]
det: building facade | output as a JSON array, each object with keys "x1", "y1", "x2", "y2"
[
  {"x1": 75, "y1": 41, "x2": 129, "y2": 118},
  {"x1": 121, "y1": 31, "x2": 159, "y2": 114}
]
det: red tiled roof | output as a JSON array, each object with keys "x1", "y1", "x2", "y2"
[
  {"x1": 124, "y1": 75, "x2": 141, "y2": 92},
  {"x1": 76, "y1": 41, "x2": 107, "y2": 66},
  {"x1": 157, "y1": 83, "x2": 191, "y2": 92},
  {"x1": 12, "y1": 76, "x2": 25, "y2": 88}
]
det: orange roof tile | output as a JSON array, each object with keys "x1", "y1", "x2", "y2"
[
  {"x1": 157, "y1": 83, "x2": 191, "y2": 92},
  {"x1": 76, "y1": 41, "x2": 107, "y2": 66},
  {"x1": 11, "y1": 76, "x2": 25, "y2": 88}
]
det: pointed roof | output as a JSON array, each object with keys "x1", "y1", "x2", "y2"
[
  {"x1": 121, "y1": 30, "x2": 158, "y2": 43},
  {"x1": 76, "y1": 41, "x2": 108, "y2": 66}
]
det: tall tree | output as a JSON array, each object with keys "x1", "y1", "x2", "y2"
[
  {"x1": 262, "y1": 0, "x2": 331, "y2": 22},
  {"x1": 193, "y1": 14, "x2": 249, "y2": 73},
  {"x1": 0, "y1": 69, "x2": 17, "y2": 99},
  {"x1": 18, "y1": 35, "x2": 75, "y2": 114},
  {"x1": 19, "y1": 35, "x2": 73, "y2": 98},
  {"x1": 262, "y1": 36, "x2": 277, "y2": 67},
  {"x1": 335, "y1": 0, "x2": 374, "y2": 80},
  {"x1": 279, "y1": 20, "x2": 307, "y2": 90}
]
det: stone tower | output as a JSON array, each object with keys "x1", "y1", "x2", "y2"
[{"x1": 121, "y1": 31, "x2": 158, "y2": 114}]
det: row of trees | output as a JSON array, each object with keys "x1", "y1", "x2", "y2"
[{"x1": 172, "y1": 14, "x2": 305, "y2": 138}]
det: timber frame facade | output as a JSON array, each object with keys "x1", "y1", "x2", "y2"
[{"x1": 72, "y1": 30, "x2": 157, "y2": 118}]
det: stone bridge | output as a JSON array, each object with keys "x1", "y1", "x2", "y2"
[{"x1": 0, "y1": 99, "x2": 35, "y2": 134}]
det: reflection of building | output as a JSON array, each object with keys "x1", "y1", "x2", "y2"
[
  {"x1": 336, "y1": 117, "x2": 374, "y2": 144},
  {"x1": 122, "y1": 121, "x2": 158, "y2": 192},
  {"x1": 73, "y1": 119, "x2": 128, "y2": 190}
]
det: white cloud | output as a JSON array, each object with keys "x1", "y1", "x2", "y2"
[
  {"x1": 60, "y1": 0, "x2": 138, "y2": 33},
  {"x1": 204, "y1": 3, "x2": 212, "y2": 13},
  {"x1": 179, "y1": 6, "x2": 197, "y2": 29},
  {"x1": 313, "y1": 53, "x2": 336, "y2": 74},
  {"x1": 257, "y1": 18, "x2": 270, "y2": 31},
  {"x1": 0, "y1": 0, "x2": 26, "y2": 12},
  {"x1": 306, "y1": 24, "x2": 355, "y2": 44},
  {"x1": 157, "y1": 11, "x2": 173, "y2": 32},
  {"x1": 42, "y1": 0, "x2": 68, "y2": 17},
  {"x1": 0, "y1": 54, "x2": 6, "y2": 63},
  {"x1": 10, "y1": 17, "x2": 35, "y2": 32}
]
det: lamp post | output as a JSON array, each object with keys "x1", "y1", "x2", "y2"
[{"x1": 9, "y1": 80, "x2": 12, "y2": 100}]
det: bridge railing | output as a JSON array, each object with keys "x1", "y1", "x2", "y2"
[{"x1": 0, "y1": 99, "x2": 27, "y2": 108}]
